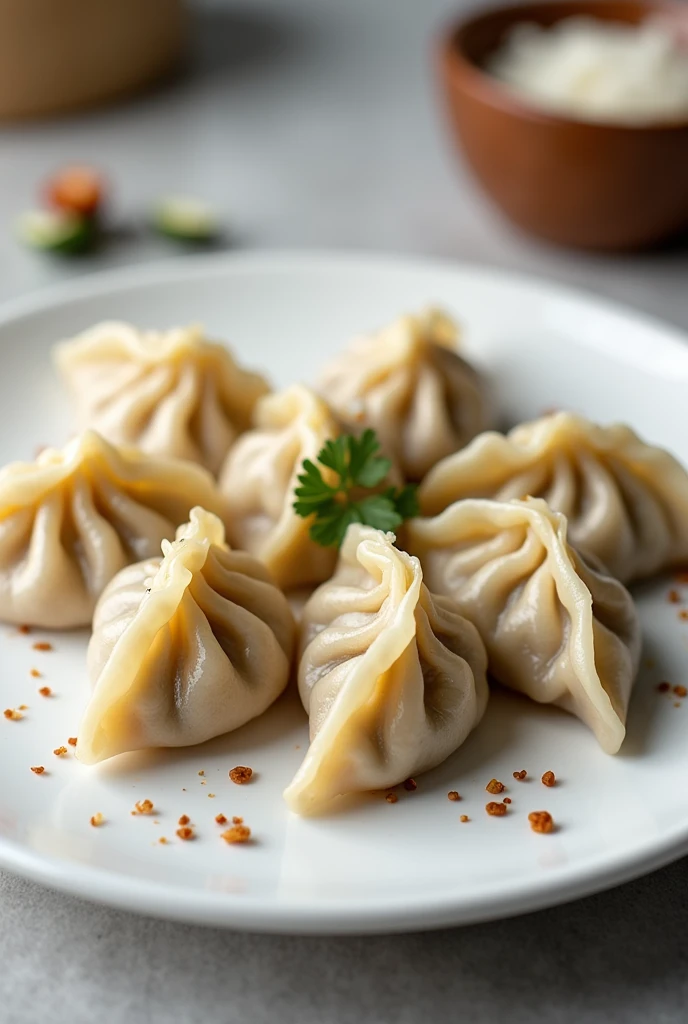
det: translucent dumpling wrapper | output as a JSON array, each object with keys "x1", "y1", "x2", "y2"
[
  {"x1": 78, "y1": 507, "x2": 295, "y2": 765},
  {"x1": 419, "y1": 411, "x2": 688, "y2": 584},
  {"x1": 284, "y1": 525, "x2": 489, "y2": 816},
  {"x1": 316, "y1": 309, "x2": 491, "y2": 482},
  {"x1": 0, "y1": 431, "x2": 227, "y2": 629},
  {"x1": 220, "y1": 385, "x2": 341, "y2": 591},
  {"x1": 54, "y1": 321, "x2": 270, "y2": 475},
  {"x1": 404, "y1": 497, "x2": 641, "y2": 753}
]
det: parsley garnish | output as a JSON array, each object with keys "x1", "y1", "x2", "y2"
[{"x1": 293, "y1": 429, "x2": 419, "y2": 548}]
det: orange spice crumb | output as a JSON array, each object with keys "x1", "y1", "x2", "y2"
[
  {"x1": 197, "y1": 770, "x2": 205, "y2": 777},
  {"x1": 529, "y1": 810, "x2": 554, "y2": 834},
  {"x1": 486, "y1": 801, "x2": 508, "y2": 817},
  {"x1": 679, "y1": 611, "x2": 688, "y2": 622},
  {"x1": 385, "y1": 792, "x2": 398, "y2": 804},
  {"x1": 4, "y1": 708, "x2": 22, "y2": 720},
  {"x1": 18, "y1": 624, "x2": 31, "y2": 635},
  {"x1": 658, "y1": 682, "x2": 671, "y2": 693},
  {"x1": 513, "y1": 770, "x2": 527, "y2": 780},
  {"x1": 460, "y1": 815, "x2": 469, "y2": 823},
  {"x1": 668, "y1": 589, "x2": 681, "y2": 604},
  {"x1": 178, "y1": 814, "x2": 190, "y2": 826},
  {"x1": 133, "y1": 799, "x2": 154, "y2": 815},
  {"x1": 68, "y1": 737, "x2": 77, "y2": 746},
  {"x1": 53, "y1": 746, "x2": 68, "y2": 756},
  {"x1": 232, "y1": 816, "x2": 244, "y2": 825},
  {"x1": 208, "y1": 793, "x2": 215, "y2": 798},
  {"x1": 30, "y1": 668, "x2": 41, "y2": 678},
  {"x1": 32, "y1": 641, "x2": 53, "y2": 652},
  {"x1": 675, "y1": 702, "x2": 682, "y2": 708},
  {"x1": 18, "y1": 704, "x2": 28, "y2": 711},
  {"x1": 674, "y1": 685, "x2": 687, "y2": 698},
  {"x1": 38, "y1": 686, "x2": 51, "y2": 697},
  {"x1": 221, "y1": 825, "x2": 251, "y2": 844},
  {"x1": 30, "y1": 765, "x2": 45, "y2": 775},
  {"x1": 229, "y1": 765, "x2": 253, "y2": 785},
  {"x1": 90, "y1": 812, "x2": 104, "y2": 827},
  {"x1": 159, "y1": 837, "x2": 169, "y2": 845},
  {"x1": 447, "y1": 791, "x2": 461, "y2": 802},
  {"x1": 215, "y1": 814, "x2": 228, "y2": 825},
  {"x1": 503, "y1": 797, "x2": 512, "y2": 804},
  {"x1": 176, "y1": 826, "x2": 194, "y2": 841},
  {"x1": 403, "y1": 778, "x2": 417, "y2": 792},
  {"x1": 486, "y1": 778, "x2": 505, "y2": 795},
  {"x1": 541, "y1": 771, "x2": 556, "y2": 788}
]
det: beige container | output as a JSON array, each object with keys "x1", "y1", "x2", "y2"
[{"x1": 0, "y1": 0, "x2": 185, "y2": 120}]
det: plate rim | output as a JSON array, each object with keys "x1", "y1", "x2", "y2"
[{"x1": 2, "y1": 247, "x2": 688, "y2": 934}]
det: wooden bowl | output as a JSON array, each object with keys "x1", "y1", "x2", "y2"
[{"x1": 439, "y1": 0, "x2": 688, "y2": 250}]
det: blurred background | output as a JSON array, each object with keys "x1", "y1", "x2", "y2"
[{"x1": 0, "y1": 0, "x2": 686, "y2": 330}]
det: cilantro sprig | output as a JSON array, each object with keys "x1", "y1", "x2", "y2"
[{"x1": 293, "y1": 429, "x2": 419, "y2": 548}]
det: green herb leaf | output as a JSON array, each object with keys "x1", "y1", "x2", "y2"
[{"x1": 292, "y1": 428, "x2": 419, "y2": 548}]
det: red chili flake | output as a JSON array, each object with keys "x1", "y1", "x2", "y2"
[
  {"x1": 178, "y1": 814, "x2": 190, "y2": 826},
  {"x1": 67, "y1": 737, "x2": 77, "y2": 746},
  {"x1": 215, "y1": 814, "x2": 228, "y2": 825},
  {"x1": 679, "y1": 611, "x2": 688, "y2": 622},
  {"x1": 30, "y1": 766, "x2": 45, "y2": 775},
  {"x1": 38, "y1": 686, "x2": 52, "y2": 697},
  {"x1": 403, "y1": 778, "x2": 417, "y2": 791},
  {"x1": 513, "y1": 770, "x2": 527, "y2": 780},
  {"x1": 541, "y1": 771, "x2": 556, "y2": 788},
  {"x1": 486, "y1": 779, "x2": 505, "y2": 794},
  {"x1": 229, "y1": 766, "x2": 253, "y2": 785},
  {"x1": 32, "y1": 642, "x2": 53, "y2": 652},
  {"x1": 385, "y1": 792, "x2": 398, "y2": 804},
  {"x1": 18, "y1": 624, "x2": 31, "y2": 635},
  {"x1": 30, "y1": 668, "x2": 41, "y2": 678},
  {"x1": 232, "y1": 816, "x2": 243, "y2": 825},
  {"x1": 658, "y1": 682, "x2": 671, "y2": 693},
  {"x1": 460, "y1": 815, "x2": 469, "y2": 823},
  {"x1": 486, "y1": 801, "x2": 507, "y2": 817},
  {"x1": 668, "y1": 589, "x2": 681, "y2": 604},
  {"x1": 503, "y1": 797, "x2": 512, "y2": 805},
  {"x1": 528, "y1": 811, "x2": 554, "y2": 834},
  {"x1": 674, "y1": 685, "x2": 687, "y2": 698},
  {"x1": 176, "y1": 826, "x2": 194, "y2": 841},
  {"x1": 447, "y1": 791, "x2": 461, "y2": 802}
]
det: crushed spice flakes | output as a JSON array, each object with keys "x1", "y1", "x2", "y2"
[
  {"x1": 673, "y1": 685, "x2": 687, "y2": 698},
  {"x1": 447, "y1": 791, "x2": 461, "y2": 801},
  {"x1": 221, "y1": 825, "x2": 251, "y2": 845},
  {"x1": 215, "y1": 814, "x2": 228, "y2": 825},
  {"x1": 30, "y1": 668, "x2": 41, "y2": 678},
  {"x1": 403, "y1": 778, "x2": 417, "y2": 792},
  {"x1": 68, "y1": 737, "x2": 77, "y2": 746},
  {"x1": 90, "y1": 812, "x2": 104, "y2": 827},
  {"x1": 486, "y1": 801, "x2": 508, "y2": 817},
  {"x1": 4, "y1": 708, "x2": 22, "y2": 720},
  {"x1": 176, "y1": 826, "x2": 194, "y2": 841},
  {"x1": 668, "y1": 589, "x2": 681, "y2": 604},
  {"x1": 460, "y1": 815, "x2": 469, "y2": 823},
  {"x1": 178, "y1": 814, "x2": 190, "y2": 826},
  {"x1": 18, "y1": 624, "x2": 31, "y2": 635},
  {"x1": 513, "y1": 769, "x2": 527, "y2": 780},
  {"x1": 541, "y1": 771, "x2": 556, "y2": 788},
  {"x1": 486, "y1": 778, "x2": 505, "y2": 794},
  {"x1": 30, "y1": 766, "x2": 45, "y2": 775},
  {"x1": 229, "y1": 765, "x2": 253, "y2": 785},
  {"x1": 132, "y1": 799, "x2": 154, "y2": 815},
  {"x1": 658, "y1": 682, "x2": 671, "y2": 693},
  {"x1": 385, "y1": 792, "x2": 398, "y2": 804},
  {"x1": 53, "y1": 746, "x2": 68, "y2": 756},
  {"x1": 38, "y1": 686, "x2": 52, "y2": 697},
  {"x1": 32, "y1": 641, "x2": 53, "y2": 652},
  {"x1": 529, "y1": 810, "x2": 555, "y2": 834}
]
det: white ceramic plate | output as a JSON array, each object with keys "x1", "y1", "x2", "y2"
[{"x1": 1, "y1": 250, "x2": 688, "y2": 935}]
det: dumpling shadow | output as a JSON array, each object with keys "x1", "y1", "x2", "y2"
[
  {"x1": 617, "y1": 624, "x2": 673, "y2": 759},
  {"x1": 93, "y1": 687, "x2": 308, "y2": 780}
]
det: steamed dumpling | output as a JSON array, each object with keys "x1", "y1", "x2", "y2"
[
  {"x1": 78, "y1": 508, "x2": 295, "y2": 764},
  {"x1": 219, "y1": 385, "x2": 340, "y2": 590},
  {"x1": 316, "y1": 309, "x2": 491, "y2": 482},
  {"x1": 0, "y1": 431, "x2": 227, "y2": 629},
  {"x1": 284, "y1": 525, "x2": 489, "y2": 815},
  {"x1": 54, "y1": 322, "x2": 270, "y2": 474},
  {"x1": 405, "y1": 497, "x2": 641, "y2": 753},
  {"x1": 419, "y1": 412, "x2": 688, "y2": 583}
]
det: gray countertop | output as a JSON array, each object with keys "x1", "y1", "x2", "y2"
[{"x1": 1, "y1": 1, "x2": 687, "y2": 1020}]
